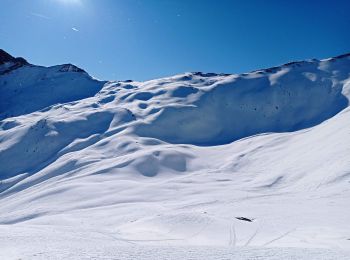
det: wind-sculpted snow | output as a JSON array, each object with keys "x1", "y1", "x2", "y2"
[
  {"x1": 134, "y1": 58, "x2": 349, "y2": 145},
  {"x1": 0, "y1": 51, "x2": 350, "y2": 258}
]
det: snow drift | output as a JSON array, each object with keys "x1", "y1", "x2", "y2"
[{"x1": 134, "y1": 59, "x2": 349, "y2": 145}]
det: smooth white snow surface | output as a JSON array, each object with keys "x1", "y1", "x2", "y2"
[{"x1": 1, "y1": 54, "x2": 350, "y2": 259}]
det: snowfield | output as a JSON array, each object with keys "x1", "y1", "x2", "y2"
[{"x1": 0, "y1": 49, "x2": 350, "y2": 259}]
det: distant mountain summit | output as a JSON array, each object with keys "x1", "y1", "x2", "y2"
[
  {"x1": 0, "y1": 49, "x2": 15, "y2": 64},
  {"x1": 0, "y1": 49, "x2": 104, "y2": 119},
  {"x1": 0, "y1": 49, "x2": 29, "y2": 75},
  {"x1": 0, "y1": 49, "x2": 88, "y2": 75},
  {"x1": 58, "y1": 64, "x2": 86, "y2": 73},
  {"x1": 0, "y1": 49, "x2": 28, "y2": 65}
]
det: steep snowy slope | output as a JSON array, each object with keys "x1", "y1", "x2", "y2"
[
  {"x1": 0, "y1": 50, "x2": 105, "y2": 120},
  {"x1": 0, "y1": 51, "x2": 350, "y2": 259}
]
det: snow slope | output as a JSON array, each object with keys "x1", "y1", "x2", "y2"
[
  {"x1": 0, "y1": 50, "x2": 105, "y2": 120},
  {"x1": 0, "y1": 50, "x2": 350, "y2": 259}
]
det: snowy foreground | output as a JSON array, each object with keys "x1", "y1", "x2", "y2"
[{"x1": 1, "y1": 50, "x2": 350, "y2": 259}]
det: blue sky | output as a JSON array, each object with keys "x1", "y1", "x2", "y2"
[{"x1": 1, "y1": 0, "x2": 349, "y2": 81}]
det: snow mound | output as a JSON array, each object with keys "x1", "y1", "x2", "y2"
[{"x1": 134, "y1": 57, "x2": 350, "y2": 145}]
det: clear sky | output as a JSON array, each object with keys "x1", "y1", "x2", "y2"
[{"x1": 1, "y1": 0, "x2": 349, "y2": 81}]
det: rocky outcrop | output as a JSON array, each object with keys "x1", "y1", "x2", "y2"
[{"x1": 0, "y1": 49, "x2": 29, "y2": 75}]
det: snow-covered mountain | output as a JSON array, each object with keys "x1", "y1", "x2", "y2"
[
  {"x1": 1, "y1": 49, "x2": 350, "y2": 259},
  {"x1": 0, "y1": 50, "x2": 105, "y2": 120}
]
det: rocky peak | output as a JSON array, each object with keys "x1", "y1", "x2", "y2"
[
  {"x1": 0, "y1": 49, "x2": 28, "y2": 66},
  {"x1": 0, "y1": 49, "x2": 15, "y2": 65},
  {"x1": 59, "y1": 64, "x2": 86, "y2": 73},
  {"x1": 0, "y1": 49, "x2": 29, "y2": 75}
]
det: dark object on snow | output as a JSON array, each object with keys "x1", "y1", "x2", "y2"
[{"x1": 235, "y1": 217, "x2": 253, "y2": 222}]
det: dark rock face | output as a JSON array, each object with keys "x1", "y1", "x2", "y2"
[
  {"x1": 59, "y1": 64, "x2": 86, "y2": 73},
  {"x1": 333, "y1": 53, "x2": 350, "y2": 59},
  {"x1": 0, "y1": 49, "x2": 28, "y2": 65},
  {"x1": 0, "y1": 49, "x2": 15, "y2": 65},
  {"x1": 13, "y1": 57, "x2": 28, "y2": 65},
  {"x1": 192, "y1": 72, "x2": 231, "y2": 77},
  {"x1": 0, "y1": 49, "x2": 29, "y2": 75}
]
